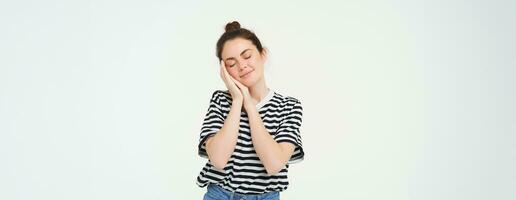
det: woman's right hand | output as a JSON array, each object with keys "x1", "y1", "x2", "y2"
[{"x1": 219, "y1": 60, "x2": 243, "y2": 103}]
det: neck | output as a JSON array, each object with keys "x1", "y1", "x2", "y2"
[{"x1": 248, "y1": 78, "x2": 269, "y2": 103}]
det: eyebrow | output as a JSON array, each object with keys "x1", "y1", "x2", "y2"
[{"x1": 224, "y1": 49, "x2": 252, "y2": 61}]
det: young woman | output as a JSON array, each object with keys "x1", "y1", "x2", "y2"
[{"x1": 196, "y1": 21, "x2": 304, "y2": 200}]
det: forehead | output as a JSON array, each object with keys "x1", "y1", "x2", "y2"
[{"x1": 221, "y1": 38, "x2": 255, "y2": 59}]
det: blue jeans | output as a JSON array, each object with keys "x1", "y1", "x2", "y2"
[{"x1": 203, "y1": 184, "x2": 280, "y2": 200}]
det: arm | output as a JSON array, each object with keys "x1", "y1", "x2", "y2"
[
  {"x1": 205, "y1": 100, "x2": 242, "y2": 171},
  {"x1": 245, "y1": 104, "x2": 295, "y2": 175},
  {"x1": 205, "y1": 60, "x2": 246, "y2": 170}
]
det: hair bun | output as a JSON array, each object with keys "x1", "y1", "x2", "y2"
[{"x1": 225, "y1": 21, "x2": 241, "y2": 32}]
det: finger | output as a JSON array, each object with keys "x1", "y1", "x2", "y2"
[
  {"x1": 220, "y1": 67, "x2": 234, "y2": 91},
  {"x1": 230, "y1": 76, "x2": 242, "y2": 86},
  {"x1": 231, "y1": 77, "x2": 244, "y2": 89},
  {"x1": 223, "y1": 67, "x2": 236, "y2": 87},
  {"x1": 231, "y1": 77, "x2": 241, "y2": 87},
  {"x1": 221, "y1": 61, "x2": 233, "y2": 78},
  {"x1": 222, "y1": 64, "x2": 231, "y2": 79},
  {"x1": 219, "y1": 64, "x2": 224, "y2": 79},
  {"x1": 220, "y1": 62, "x2": 230, "y2": 82},
  {"x1": 220, "y1": 65, "x2": 229, "y2": 86},
  {"x1": 221, "y1": 66, "x2": 226, "y2": 80}
]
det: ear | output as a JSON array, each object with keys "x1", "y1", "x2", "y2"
[{"x1": 261, "y1": 47, "x2": 268, "y2": 60}]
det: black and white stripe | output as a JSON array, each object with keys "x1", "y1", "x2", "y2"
[{"x1": 196, "y1": 89, "x2": 304, "y2": 194}]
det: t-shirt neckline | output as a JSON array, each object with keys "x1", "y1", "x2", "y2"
[{"x1": 256, "y1": 88, "x2": 274, "y2": 110}]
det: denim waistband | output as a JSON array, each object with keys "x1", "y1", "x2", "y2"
[{"x1": 207, "y1": 183, "x2": 279, "y2": 200}]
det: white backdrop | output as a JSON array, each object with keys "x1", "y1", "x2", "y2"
[{"x1": 1, "y1": 0, "x2": 514, "y2": 199}]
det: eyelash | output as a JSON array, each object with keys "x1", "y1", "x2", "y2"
[{"x1": 229, "y1": 55, "x2": 251, "y2": 67}]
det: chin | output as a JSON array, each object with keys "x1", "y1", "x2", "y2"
[{"x1": 240, "y1": 77, "x2": 258, "y2": 87}]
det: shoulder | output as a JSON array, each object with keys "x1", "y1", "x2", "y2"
[
  {"x1": 271, "y1": 91, "x2": 302, "y2": 109},
  {"x1": 209, "y1": 89, "x2": 231, "y2": 102}
]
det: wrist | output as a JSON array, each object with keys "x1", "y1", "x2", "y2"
[
  {"x1": 231, "y1": 99, "x2": 243, "y2": 107},
  {"x1": 244, "y1": 102, "x2": 255, "y2": 110}
]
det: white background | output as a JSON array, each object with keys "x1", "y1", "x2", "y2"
[{"x1": 1, "y1": 0, "x2": 514, "y2": 199}]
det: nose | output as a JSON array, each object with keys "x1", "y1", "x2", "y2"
[{"x1": 238, "y1": 63, "x2": 247, "y2": 71}]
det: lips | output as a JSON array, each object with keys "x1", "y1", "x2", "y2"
[{"x1": 240, "y1": 69, "x2": 254, "y2": 78}]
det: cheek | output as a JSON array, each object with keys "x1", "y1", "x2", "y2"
[
  {"x1": 227, "y1": 67, "x2": 239, "y2": 78},
  {"x1": 251, "y1": 59, "x2": 264, "y2": 69}
]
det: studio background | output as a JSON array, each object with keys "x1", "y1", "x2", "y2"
[{"x1": 1, "y1": 0, "x2": 514, "y2": 199}]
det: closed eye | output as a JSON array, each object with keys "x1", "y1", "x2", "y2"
[{"x1": 226, "y1": 61, "x2": 236, "y2": 67}]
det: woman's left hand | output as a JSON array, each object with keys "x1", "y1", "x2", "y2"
[{"x1": 229, "y1": 77, "x2": 257, "y2": 109}]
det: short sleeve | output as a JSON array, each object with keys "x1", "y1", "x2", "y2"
[
  {"x1": 197, "y1": 91, "x2": 225, "y2": 158},
  {"x1": 274, "y1": 99, "x2": 304, "y2": 164}
]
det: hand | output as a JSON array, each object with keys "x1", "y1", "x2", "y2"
[
  {"x1": 231, "y1": 77, "x2": 258, "y2": 109},
  {"x1": 219, "y1": 60, "x2": 243, "y2": 103}
]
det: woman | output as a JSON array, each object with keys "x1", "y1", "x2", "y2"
[{"x1": 196, "y1": 21, "x2": 304, "y2": 200}]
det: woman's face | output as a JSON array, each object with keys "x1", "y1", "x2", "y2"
[{"x1": 221, "y1": 38, "x2": 266, "y2": 87}]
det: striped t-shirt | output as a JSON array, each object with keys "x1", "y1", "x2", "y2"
[{"x1": 196, "y1": 89, "x2": 304, "y2": 194}]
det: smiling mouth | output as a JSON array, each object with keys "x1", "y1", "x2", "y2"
[{"x1": 240, "y1": 70, "x2": 254, "y2": 78}]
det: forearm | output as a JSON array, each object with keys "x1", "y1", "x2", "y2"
[
  {"x1": 205, "y1": 100, "x2": 242, "y2": 170},
  {"x1": 246, "y1": 105, "x2": 292, "y2": 175}
]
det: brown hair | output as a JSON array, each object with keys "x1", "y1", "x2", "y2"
[{"x1": 216, "y1": 21, "x2": 265, "y2": 61}]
